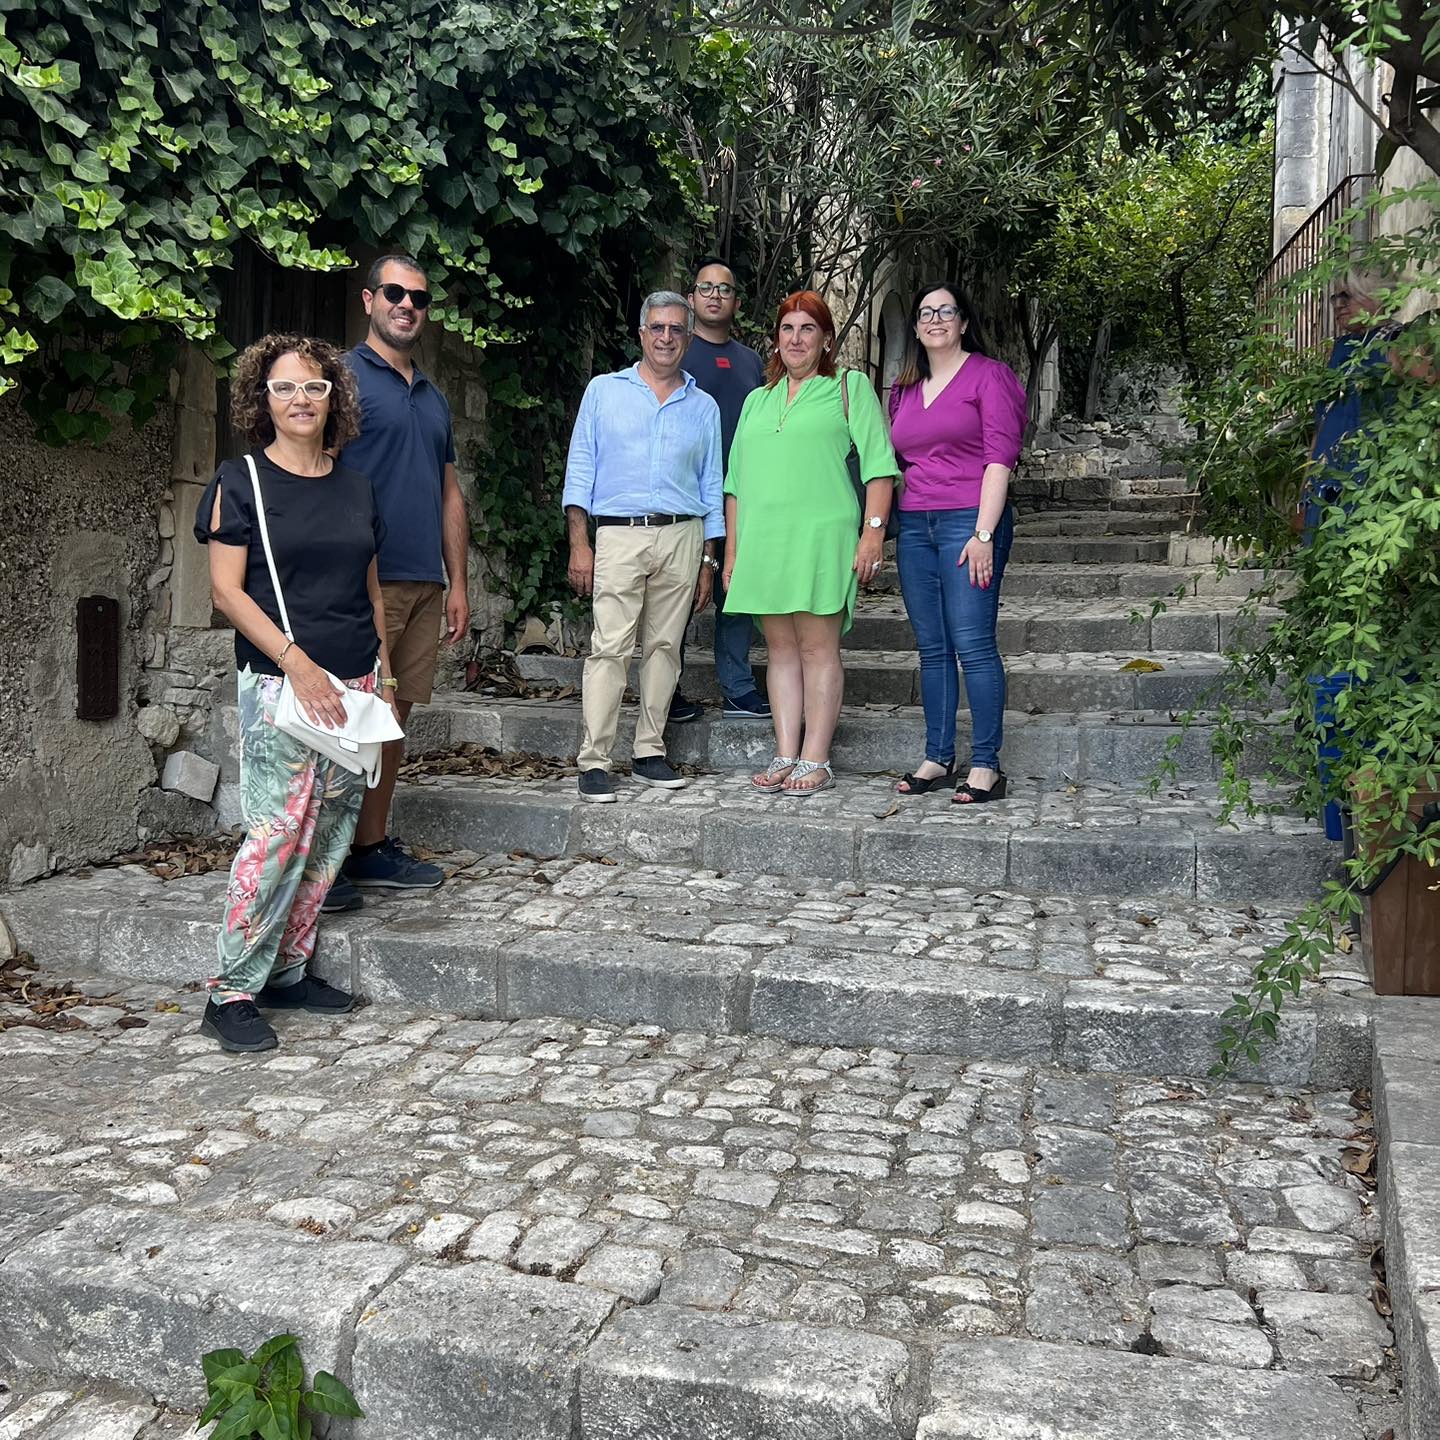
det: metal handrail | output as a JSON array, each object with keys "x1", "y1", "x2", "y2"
[{"x1": 1258, "y1": 173, "x2": 1375, "y2": 353}]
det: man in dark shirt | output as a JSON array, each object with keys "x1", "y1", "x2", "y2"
[
  {"x1": 326, "y1": 254, "x2": 469, "y2": 909},
  {"x1": 670, "y1": 257, "x2": 770, "y2": 722}
]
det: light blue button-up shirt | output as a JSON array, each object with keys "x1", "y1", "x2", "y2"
[{"x1": 563, "y1": 365, "x2": 724, "y2": 540}]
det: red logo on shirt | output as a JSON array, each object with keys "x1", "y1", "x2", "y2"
[{"x1": 715, "y1": 357, "x2": 731, "y2": 368}]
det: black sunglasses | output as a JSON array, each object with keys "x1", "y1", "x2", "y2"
[{"x1": 377, "y1": 282, "x2": 431, "y2": 309}]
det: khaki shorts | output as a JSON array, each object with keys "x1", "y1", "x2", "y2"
[{"x1": 381, "y1": 581, "x2": 445, "y2": 705}]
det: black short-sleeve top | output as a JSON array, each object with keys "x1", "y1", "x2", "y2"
[{"x1": 194, "y1": 449, "x2": 385, "y2": 679}]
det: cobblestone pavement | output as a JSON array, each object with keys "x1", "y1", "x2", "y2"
[
  {"x1": 0, "y1": 960, "x2": 1400, "y2": 1436},
  {"x1": 402, "y1": 773, "x2": 1322, "y2": 837},
  {"x1": 11, "y1": 854, "x2": 1366, "y2": 994}
]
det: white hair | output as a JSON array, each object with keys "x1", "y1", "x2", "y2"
[{"x1": 639, "y1": 290, "x2": 693, "y2": 332}]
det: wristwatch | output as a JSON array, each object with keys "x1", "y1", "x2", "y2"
[
  {"x1": 975, "y1": 528, "x2": 993, "y2": 544},
  {"x1": 700, "y1": 554, "x2": 720, "y2": 572},
  {"x1": 866, "y1": 515, "x2": 884, "y2": 529}
]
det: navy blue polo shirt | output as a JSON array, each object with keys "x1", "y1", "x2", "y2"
[{"x1": 340, "y1": 342, "x2": 457, "y2": 585}]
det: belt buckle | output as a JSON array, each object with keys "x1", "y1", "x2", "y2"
[{"x1": 641, "y1": 515, "x2": 654, "y2": 527}]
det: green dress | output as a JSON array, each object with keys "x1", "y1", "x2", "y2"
[{"x1": 724, "y1": 371, "x2": 897, "y2": 631}]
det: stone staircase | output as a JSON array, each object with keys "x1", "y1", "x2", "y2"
[{"x1": 5, "y1": 471, "x2": 1429, "y2": 1440}]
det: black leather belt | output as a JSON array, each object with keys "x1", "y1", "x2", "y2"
[{"x1": 594, "y1": 514, "x2": 699, "y2": 527}]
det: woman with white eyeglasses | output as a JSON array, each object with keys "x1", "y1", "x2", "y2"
[
  {"x1": 191, "y1": 334, "x2": 395, "y2": 1054},
  {"x1": 889, "y1": 283, "x2": 1027, "y2": 805}
]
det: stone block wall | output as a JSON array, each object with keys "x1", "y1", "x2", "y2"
[
  {"x1": 0, "y1": 390, "x2": 176, "y2": 884},
  {"x1": 1011, "y1": 416, "x2": 1188, "y2": 510}
]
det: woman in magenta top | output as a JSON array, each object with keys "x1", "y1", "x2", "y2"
[{"x1": 888, "y1": 282, "x2": 1028, "y2": 803}]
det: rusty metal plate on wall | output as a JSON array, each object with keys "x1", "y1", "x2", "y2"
[{"x1": 76, "y1": 595, "x2": 120, "y2": 721}]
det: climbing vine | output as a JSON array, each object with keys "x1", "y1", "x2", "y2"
[
  {"x1": 0, "y1": 0, "x2": 704, "y2": 441},
  {"x1": 1164, "y1": 186, "x2": 1440, "y2": 1071}
]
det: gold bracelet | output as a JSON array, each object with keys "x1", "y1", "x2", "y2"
[
  {"x1": 276, "y1": 639, "x2": 294, "y2": 665},
  {"x1": 380, "y1": 677, "x2": 399, "y2": 690}
]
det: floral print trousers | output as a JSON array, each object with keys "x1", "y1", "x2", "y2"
[{"x1": 209, "y1": 668, "x2": 373, "y2": 1003}]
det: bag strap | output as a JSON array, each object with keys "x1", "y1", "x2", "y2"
[
  {"x1": 841, "y1": 368, "x2": 851, "y2": 426},
  {"x1": 244, "y1": 453, "x2": 294, "y2": 641}
]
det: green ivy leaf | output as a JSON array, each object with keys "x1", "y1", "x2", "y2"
[{"x1": 24, "y1": 274, "x2": 74, "y2": 323}]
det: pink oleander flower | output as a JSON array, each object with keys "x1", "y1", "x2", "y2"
[{"x1": 910, "y1": 178, "x2": 923, "y2": 189}]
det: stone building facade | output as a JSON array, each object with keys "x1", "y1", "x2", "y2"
[{"x1": 1273, "y1": 38, "x2": 1437, "y2": 320}]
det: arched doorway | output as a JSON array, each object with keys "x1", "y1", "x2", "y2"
[{"x1": 877, "y1": 290, "x2": 907, "y2": 406}]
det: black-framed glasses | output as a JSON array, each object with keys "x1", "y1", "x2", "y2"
[
  {"x1": 694, "y1": 280, "x2": 735, "y2": 298},
  {"x1": 644, "y1": 322, "x2": 688, "y2": 338},
  {"x1": 377, "y1": 282, "x2": 431, "y2": 309},
  {"x1": 918, "y1": 304, "x2": 961, "y2": 323},
  {"x1": 266, "y1": 378, "x2": 333, "y2": 401}
]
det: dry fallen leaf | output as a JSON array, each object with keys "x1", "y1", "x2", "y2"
[
  {"x1": 1336, "y1": 931, "x2": 1354, "y2": 953},
  {"x1": 1341, "y1": 1142, "x2": 1377, "y2": 1186},
  {"x1": 1119, "y1": 658, "x2": 1166, "y2": 673},
  {"x1": 103, "y1": 830, "x2": 242, "y2": 880}
]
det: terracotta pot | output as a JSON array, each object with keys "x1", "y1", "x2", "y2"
[{"x1": 1350, "y1": 785, "x2": 1440, "y2": 996}]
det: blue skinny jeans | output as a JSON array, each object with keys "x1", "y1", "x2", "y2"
[{"x1": 896, "y1": 504, "x2": 1015, "y2": 770}]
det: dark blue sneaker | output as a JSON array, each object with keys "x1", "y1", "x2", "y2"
[
  {"x1": 344, "y1": 837, "x2": 444, "y2": 891},
  {"x1": 722, "y1": 690, "x2": 772, "y2": 720},
  {"x1": 578, "y1": 768, "x2": 616, "y2": 803},
  {"x1": 321, "y1": 874, "x2": 363, "y2": 913},
  {"x1": 668, "y1": 693, "x2": 703, "y2": 724},
  {"x1": 632, "y1": 755, "x2": 687, "y2": 790}
]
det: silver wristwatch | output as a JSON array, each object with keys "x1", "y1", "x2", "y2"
[
  {"x1": 975, "y1": 528, "x2": 993, "y2": 544},
  {"x1": 700, "y1": 554, "x2": 720, "y2": 572},
  {"x1": 866, "y1": 515, "x2": 884, "y2": 529}
]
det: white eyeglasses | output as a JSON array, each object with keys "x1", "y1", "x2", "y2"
[{"x1": 266, "y1": 378, "x2": 333, "y2": 401}]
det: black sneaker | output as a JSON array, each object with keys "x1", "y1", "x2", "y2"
[
  {"x1": 344, "y1": 836, "x2": 444, "y2": 890},
  {"x1": 722, "y1": 690, "x2": 772, "y2": 720},
  {"x1": 668, "y1": 694, "x2": 703, "y2": 724},
  {"x1": 199, "y1": 998, "x2": 279, "y2": 1053},
  {"x1": 256, "y1": 975, "x2": 358, "y2": 1013},
  {"x1": 321, "y1": 874, "x2": 364, "y2": 913},
  {"x1": 578, "y1": 768, "x2": 616, "y2": 803},
  {"x1": 632, "y1": 755, "x2": 687, "y2": 790}
]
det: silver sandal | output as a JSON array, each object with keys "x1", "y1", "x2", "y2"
[
  {"x1": 781, "y1": 759, "x2": 834, "y2": 796},
  {"x1": 752, "y1": 755, "x2": 799, "y2": 791}
]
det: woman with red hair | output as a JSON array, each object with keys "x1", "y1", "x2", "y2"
[{"x1": 722, "y1": 292, "x2": 897, "y2": 794}]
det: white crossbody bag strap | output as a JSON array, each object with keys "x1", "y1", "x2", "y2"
[{"x1": 244, "y1": 453, "x2": 294, "y2": 642}]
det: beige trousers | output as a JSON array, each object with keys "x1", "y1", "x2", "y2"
[{"x1": 578, "y1": 519, "x2": 703, "y2": 771}]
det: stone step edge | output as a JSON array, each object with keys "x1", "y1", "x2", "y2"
[
  {"x1": 394, "y1": 700, "x2": 1280, "y2": 789},
  {"x1": 7, "y1": 897, "x2": 1368, "y2": 1088},
  {"x1": 423, "y1": 699, "x2": 1286, "y2": 725},
  {"x1": 518, "y1": 650, "x2": 1243, "y2": 673},
  {"x1": 0, "y1": 1205, "x2": 1370, "y2": 1440},
  {"x1": 389, "y1": 784, "x2": 1337, "y2": 905},
  {"x1": 1373, "y1": 1002, "x2": 1440, "y2": 1440}
]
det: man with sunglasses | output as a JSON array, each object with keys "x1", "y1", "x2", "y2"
[
  {"x1": 563, "y1": 290, "x2": 723, "y2": 803},
  {"x1": 667, "y1": 257, "x2": 770, "y2": 723},
  {"x1": 326, "y1": 254, "x2": 467, "y2": 908}
]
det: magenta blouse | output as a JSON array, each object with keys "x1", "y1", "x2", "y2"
[{"x1": 888, "y1": 353, "x2": 1028, "y2": 510}]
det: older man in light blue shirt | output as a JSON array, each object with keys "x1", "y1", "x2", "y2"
[{"x1": 564, "y1": 290, "x2": 723, "y2": 803}]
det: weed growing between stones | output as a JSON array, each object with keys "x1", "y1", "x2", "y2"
[{"x1": 198, "y1": 1333, "x2": 362, "y2": 1438}]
